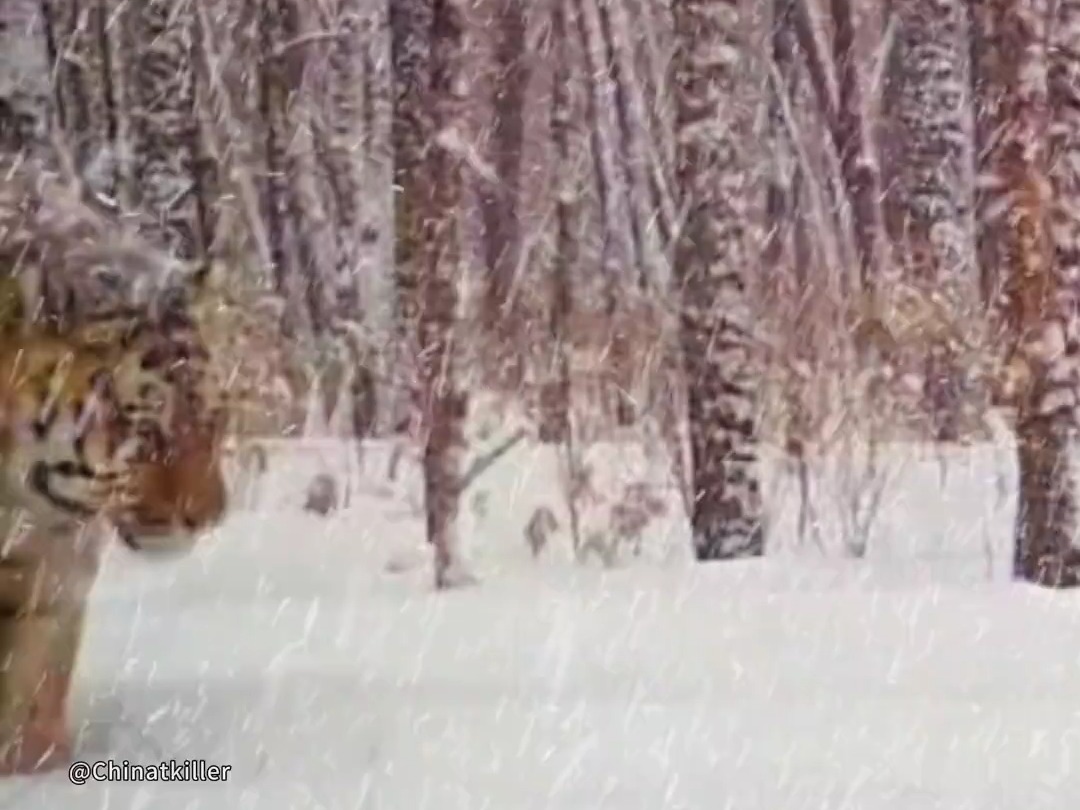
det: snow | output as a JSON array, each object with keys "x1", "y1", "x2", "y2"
[{"x1": 2, "y1": 438, "x2": 1080, "y2": 809}]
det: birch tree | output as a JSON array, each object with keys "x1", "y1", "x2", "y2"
[
  {"x1": 300, "y1": 0, "x2": 393, "y2": 435},
  {"x1": 121, "y1": 1, "x2": 206, "y2": 258},
  {"x1": 1029, "y1": 0, "x2": 1080, "y2": 585},
  {"x1": 982, "y1": 0, "x2": 1080, "y2": 587},
  {"x1": 672, "y1": 0, "x2": 765, "y2": 560},
  {"x1": 881, "y1": 0, "x2": 981, "y2": 440}
]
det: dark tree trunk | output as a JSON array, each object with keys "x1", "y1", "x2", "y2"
[
  {"x1": 480, "y1": 0, "x2": 528, "y2": 335},
  {"x1": 390, "y1": 0, "x2": 432, "y2": 434},
  {"x1": 540, "y1": 0, "x2": 574, "y2": 446},
  {"x1": 672, "y1": 0, "x2": 765, "y2": 560},
  {"x1": 419, "y1": 0, "x2": 473, "y2": 589},
  {"x1": 829, "y1": 0, "x2": 890, "y2": 295}
]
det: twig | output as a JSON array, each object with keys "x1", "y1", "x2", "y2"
[
  {"x1": 457, "y1": 428, "x2": 528, "y2": 493},
  {"x1": 868, "y1": 13, "x2": 898, "y2": 109},
  {"x1": 794, "y1": 453, "x2": 826, "y2": 553},
  {"x1": 791, "y1": 0, "x2": 840, "y2": 138},
  {"x1": 271, "y1": 30, "x2": 345, "y2": 58}
]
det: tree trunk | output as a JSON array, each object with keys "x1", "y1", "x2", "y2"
[
  {"x1": 316, "y1": 0, "x2": 394, "y2": 433},
  {"x1": 672, "y1": 0, "x2": 765, "y2": 561},
  {"x1": 121, "y1": 0, "x2": 204, "y2": 258},
  {"x1": 829, "y1": 0, "x2": 890, "y2": 295},
  {"x1": 420, "y1": 0, "x2": 474, "y2": 589},
  {"x1": 768, "y1": 0, "x2": 817, "y2": 462},
  {"x1": 970, "y1": 2, "x2": 1008, "y2": 319},
  {"x1": 391, "y1": 0, "x2": 432, "y2": 433},
  {"x1": 881, "y1": 0, "x2": 981, "y2": 441},
  {"x1": 1025, "y1": 0, "x2": 1080, "y2": 586},
  {"x1": 604, "y1": 0, "x2": 668, "y2": 289},
  {"x1": 571, "y1": 0, "x2": 640, "y2": 426},
  {"x1": 540, "y1": 0, "x2": 575, "y2": 446},
  {"x1": 255, "y1": 0, "x2": 338, "y2": 338},
  {"x1": 479, "y1": 0, "x2": 528, "y2": 336},
  {"x1": 983, "y1": 0, "x2": 1080, "y2": 587}
]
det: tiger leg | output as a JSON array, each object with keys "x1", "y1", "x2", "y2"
[
  {"x1": 0, "y1": 611, "x2": 75, "y2": 774},
  {"x1": 0, "y1": 529, "x2": 102, "y2": 776}
]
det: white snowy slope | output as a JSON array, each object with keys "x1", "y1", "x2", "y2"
[{"x1": 1, "y1": 438, "x2": 1079, "y2": 809}]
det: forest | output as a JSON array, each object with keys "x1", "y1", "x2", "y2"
[
  {"x1": 1, "y1": 0, "x2": 1080, "y2": 801},
  {"x1": 2, "y1": 1, "x2": 1078, "y2": 583}
]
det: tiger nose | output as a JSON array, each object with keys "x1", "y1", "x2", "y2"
[{"x1": 179, "y1": 474, "x2": 228, "y2": 531}]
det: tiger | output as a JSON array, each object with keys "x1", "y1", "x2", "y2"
[
  {"x1": 0, "y1": 158, "x2": 231, "y2": 774},
  {"x1": 0, "y1": 284, "x2": 230, "y2": 774},
  {"x1": 0, "y1": 268, "x2": 230, "y2": 553}
]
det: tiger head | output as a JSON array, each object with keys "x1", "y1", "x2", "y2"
[
  {"x1": 0, "y1": 262, "x2": 233, "y2": 557},
  {"x1": 0, "y1": 159, "x2": 232, "y2": 555}
]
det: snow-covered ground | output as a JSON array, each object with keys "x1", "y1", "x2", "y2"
[{"x1": 2, "y1": 437, "x2": 1080, "y2": 809}]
